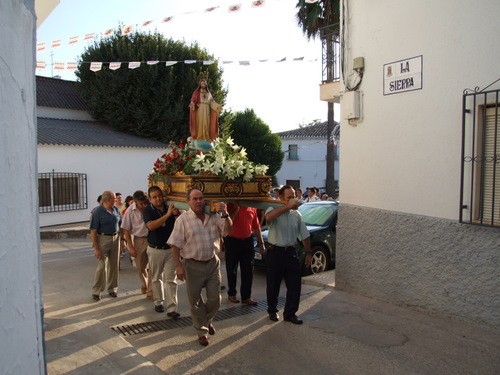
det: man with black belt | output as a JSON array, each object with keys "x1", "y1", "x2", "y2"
[
  {"x1": 168, "y1": 189, "x2": 232, "y2": 347},
  {"x1": 90, "y1": 190, "x2": 122, "y2": 301},
  {"x1": 143, "y1": 186, "x2": 180, "y2": 317},
  {"x1": 121, "y1": 190, "x2": 152, "y2": 299},
  {"x1": 225, "y1": 200, "x2": 265, "y2": 305},
  {"x1": 265, "y1": 185, "x2": 311, "y2": 324}
]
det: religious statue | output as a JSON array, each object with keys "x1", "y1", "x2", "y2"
[{"x1": 189, "y1": 78, "x2": 223, "y2": 143}]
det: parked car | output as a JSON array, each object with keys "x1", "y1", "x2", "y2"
[{"x1": 254, "y1": 201, "x2": 338, "y2": 275}]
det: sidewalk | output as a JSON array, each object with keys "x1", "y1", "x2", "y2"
[{"x1": 41, "y1": 234, "x2": 499, "y2": 375}]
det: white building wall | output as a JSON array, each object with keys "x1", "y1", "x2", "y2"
[
  {"x1": 336, "y1": 0, "x2": 500, "y2": 328},
  {"x1": 38, "y1": 106, "x2": 94, "y2": 121},
  {"x1": 38, "y1": 145, "x2": 165, "y2": 226},
  {"x1": 340, "y1": 0, "x2": 500, "y2": 220},
  {"x1": 0, "y1": 0, "x2": 45, "y2": 373},
  {"x1": 276, "y1": 138, "x2": 339, "y2": 190}
]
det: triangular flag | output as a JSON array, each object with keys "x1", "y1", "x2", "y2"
[
  {"x1": 293, "y1": 56, "x2": 304, "y2": 61},
  {"x1": 252, "y1": 0, "x2": 265, "y2": 7},
  {"x1": 222, "y1": 61, "x2": 234, "y2": 64},
  {"x1": 68, "y1": 35, "x2": 79, "y2": 46},
  {"x1": 258, "y1": 59, "x2": 269, "y2": 62},
  {"x1": 51, "y1": 39, "x2": 62, "y2": 49},
  {"x1": 147, "y1": 60, "x2": 159, "y2": 65},
  {"x1": 162, "y1": 16, "x2": 174, "y2": 23},
  {"x1": 184, "y1": 60, "x2": 197, "y2": 64},
  {"x1": 90, "y1": 62, "x2": 103, "y2": 72},
  {"x1": 67, "y1": 62, "x2": 78, "y2": 71},
  {"x1": 277, "y1": 57, "x2": 287, "y2": 62},
  {"x1": 122, "y1": 25, "x2": 134, "y2": 35},
  {"x1": 239, "y1": 61, "x2": 250, "y2": 66},
  {"x1": 36, "y1": 60, "x2": 46, "y2": 70},
  {"x1": 37, "y1": 42, "x2": 46, "y2": 53},
  {"x1": 109, "y1": 62, "x2": 121, "y2": 70},
  {"x1": 103, "y1": 28, "x2": 114, "y2": 37},
  {"x1": 54, "y1": 62, "x2": 65, "y2": 71},
  {"x1": 203, "y1": 60, "x2": 215, "y2": 65},
  {"x1": 128, "y1": 61, "x2": 141, "y2": 69},
  {"x1": 165, "y1": 61, "x2": 177, "y2": 66},
  {"x1": 205, "y1": 6, "x2": 219, "y2": 12},
  {"x1": 142, "y1": 20, "x2": 153, "y2": 28},
  {"x1": 84, "y1": 33, "x2": 95, "y2": 41},
  {"x1": 228, "y1": 4, "x2": 242, "y2": 12}
]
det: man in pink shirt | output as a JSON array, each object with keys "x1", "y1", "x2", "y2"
[
  {"x1": 168, "y1": 189, "x2": 232, "y2": 347},
  {"x1": 121, "y1": 190, "x2": 153, "y2": 299}
]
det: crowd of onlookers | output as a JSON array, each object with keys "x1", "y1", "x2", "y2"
[{"x1": 271, "y1": 186, "x2": 338, "y2": 203}]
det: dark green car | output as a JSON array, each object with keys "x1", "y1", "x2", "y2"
[{"x1": 254, "y1": 201, "x2": 338, "y2": 275}]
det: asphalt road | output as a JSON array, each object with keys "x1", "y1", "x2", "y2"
[{"x1": 41, "y1": 239, "x2": 500, "y2": 375}]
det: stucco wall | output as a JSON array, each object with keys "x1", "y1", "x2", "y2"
[
  {"x1": 0, "y1": 0, "x2": 45, "y2": 373},
  {"x1": 339, "y1": 0, "x2": 500, "y2": 220},
  {"x1": 38, "y1": 145, "x2": 165, "y2": 226},
  {"x1": 336, "y1": 204, "x2": 500, "y2": 328}
]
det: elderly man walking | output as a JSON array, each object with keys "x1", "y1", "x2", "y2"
[
  {"x1": 168, "y1": 189, "x2": 232, "y2": 347},
  {"x1": 90, "y1": 190, "x2": 122, "y2": 301},
  {"x1": 121, "y1": 190, "x2": 153, "y2": 299}
]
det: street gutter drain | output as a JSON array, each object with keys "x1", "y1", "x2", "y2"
[{"x1": 111, "y1": 297, "x2": 285, "y2": 336}]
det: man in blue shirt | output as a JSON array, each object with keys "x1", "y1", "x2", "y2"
[
  {"x1": 265, "y1": 185, "x2": 312, "y2": 324},
  {"x1": 90, "y1": 191, "x2": 122, "y2": 301}
]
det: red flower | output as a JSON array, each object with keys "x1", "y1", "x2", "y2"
[{"x1": 161, "y1": 170, "x2": 166, "y2": 174}]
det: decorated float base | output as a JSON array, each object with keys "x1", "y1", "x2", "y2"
[{"x1": 152, "y1": 174, "x2": 284, "y2": 213}]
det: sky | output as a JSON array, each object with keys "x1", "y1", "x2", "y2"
[{"x1": 37, "y1": 0, "x2": 337, "y2": 133}]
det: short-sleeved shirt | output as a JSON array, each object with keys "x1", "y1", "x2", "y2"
[
  {"x1": 167, "y1": 210, "x2": 229, "y2": 261},
  {"x1": 143, "y1": 203, "x2": 175, "y2": 247},
  {"x1": 227, "y1": 205, "x2": 260, "y2": 239},
  {"x1": 265, "y1": 207, "x2": 309, "y2": 247},
  {"x1": 121, "y1": 202, "x2": 148, "y2": 237},
  {"x1": 90, "y1": 205, "x2": 121, "y2": 234}
]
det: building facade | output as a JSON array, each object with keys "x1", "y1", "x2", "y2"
[
  {"x1": 36, "y1": 76, "x2": 167, "y2": 227},
  {"x1": 275, "y1": 122, "x2": 339, "y2": 193},
  {"x1": 333, "y1": 0, "x2": 500, "y2": 328}
]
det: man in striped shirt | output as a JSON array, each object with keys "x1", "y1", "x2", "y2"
[{"x1": 168, "y1": 189, "x2": 232, "y2": 347}]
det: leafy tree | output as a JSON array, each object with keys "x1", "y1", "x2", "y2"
[
  {"x1": 296, "y1": 0, "x2": 340, "y2": 195},
  {"x1": 229, "y1": 109, "x2": 283, "y2": 180},
  {"x1": 75, "y1": 28, "x2": 227, "y2": 143}
]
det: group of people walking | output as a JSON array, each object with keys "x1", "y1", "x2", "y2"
[{"x1": 89, "y1": 185, "x2": 311, "y2": 346}]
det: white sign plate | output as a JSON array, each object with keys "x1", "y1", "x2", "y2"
[{"x1": 383, "y1": 55, "x2": 423, "y2": 95}]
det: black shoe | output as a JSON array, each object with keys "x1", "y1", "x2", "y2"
[
  {"x1": 155, "y1": 305, "x2": 165, "y2": 313},
  {"x1": 208, "y1": 323, "x2": 216, "y2": 335},
  {"x1": 91, "y1": 294, "x2": 101, "y2": 301},
  {"x1": 167, "y1": 311, "x2": 180, "y2": 318},
  {"x1": 108, "y1": 292, "x2": 117, "y2": 298},
  {"x1": 269, "y1": 312, "x2": 279, "y2": 322},
  {"x1": 284, "y1": 315, "x2": 303, "y2": 324}
]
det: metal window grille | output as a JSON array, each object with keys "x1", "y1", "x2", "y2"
[
  {"x1": 320, "y1": 23, "x2": 341, "y2": 84},
  {"x1": 38, "y1": 171, "x2": 87, "y2": 213},
  {"x1": 460, "y1": 88, "x2": 500, "y2": 227},
  {"x1": 288, "y1": 144, "x2": 299, "y2": 160}
]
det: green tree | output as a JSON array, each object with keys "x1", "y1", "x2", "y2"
[
  {"x1": 229, "y1": 109, "x2": 283, "y2": 180},
  {"x1": 296, "y1": 0, "x2": 340, "y2": 196},
  {"x1": 75, "y1": 28, "x2": 227, "y2": 143}
]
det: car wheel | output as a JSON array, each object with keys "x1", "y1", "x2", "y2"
[{"x1": 308, "y1": 246, "x2": 329, "y2": 274}]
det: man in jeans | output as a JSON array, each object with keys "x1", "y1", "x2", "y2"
[
  {"x1": 143, "y1": 186, "x2": 180, "y2": 317},
  {"x1": 225, "y1": 201, "x2": 265, "y2": 305}
]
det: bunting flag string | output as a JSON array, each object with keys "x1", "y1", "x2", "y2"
[
  {"x1": 35, "y1": 56, "x2": 318, "y2": 72},
  {"x1": 37, "y1": 0, "x2": 273, "y2": 54}
]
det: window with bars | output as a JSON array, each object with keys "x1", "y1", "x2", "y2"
[
  {"x1": 38, "y1": 172, "x2": 87, "y2": 213},
  {"x1": 460, "y1": 88, "x2": 499, "y2": 227}
]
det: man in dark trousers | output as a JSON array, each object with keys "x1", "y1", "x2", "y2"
[
  {"x1": 265, "y1": 185, "x2": 311, "y2": 324},
  {"x1": 225, "y1": 201, "x2": 265, "y2": 305},
  {"x1": 143, "y1": 186, "x2": 180, "y2": 317}
]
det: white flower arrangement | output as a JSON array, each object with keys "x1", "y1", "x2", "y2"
[{"x1": 192, "y1": 137, "x2": 269, "y2": 182}]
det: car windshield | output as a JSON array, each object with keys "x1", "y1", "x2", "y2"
[{"x1": 298, "y1": 204, "x2": 337, "y2": 226}]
